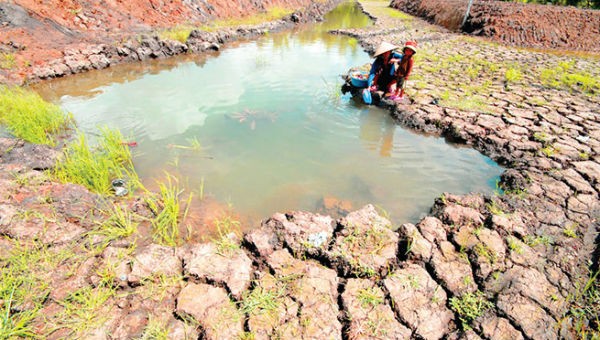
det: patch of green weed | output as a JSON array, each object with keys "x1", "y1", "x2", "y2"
[
  {"x1": 159, "y1": 26, "x2": 193, "y2": 43},
  {"x1": 200, "y1": 6, "x2": 293, "y2": 31},
  {"x1": 53, "y1": 286, "x2": 116, "y2": 337},
  {"x1": 145, "y1": 174, "x2": 193, "y2": 247},
  {"x1": 0, "y1": 86, "x2": 73, "y2": 145},
  {"x1": 538, "y1": 61, "x2": 600, "y2": 94},
  {"x1": 53, "y1": 128, "x2": 139, "y2": 195},
  {"x1": 90, "y1": 203, "x2": 138, "y2": 244},
  {"x1": 524, "y1": 234, "x2": 553, "y2": 247},
  {"x1": 1, "y1": 240, "x2": 82, "y2": 338},
  {"x1": 139, "y1": 316, "x2": 169, "y2": 340},
  {"x1": 357, "y1": 287, "x2": 384, "y2": 308},
  {"x1": 0, "y1": 53, "x2": 17, "y2": 69},
  {"x1": 450, "y1": 291, "x2": 493, "y2": 329},
  {"x1": 506, "y1": 236, "x2": 523, "y2": 254},
  {"x1": 240, "y1": 286, "x2": 284, "y2": 315},
  {"x1": 563, "y1": 271, "x2": 600, "y2": 339},
  {"x1": 212, "y1": 214, "x2": 241, "y2": 256}
]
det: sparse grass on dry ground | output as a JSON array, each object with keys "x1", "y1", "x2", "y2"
[
  {"x1": 449, "y1": 291, "x2": 493, "y2": 330},
  {"x1": 563, "y1": 272, "x2": 600, "y2": 339},
  {"x1": 0, "y1": 87, "x2": 205, "y2": 337},
  {"x1": 159, "y1": 5, "x2": 295, "y2": 42},
  {"x1": 0, "y1": 53, "x2": 17, "y2": 70},
  {"x1": 360, "y1": 3, "x2": 600, "y2": 338},
  {"x1": 410, "y1": 39, "x2": 600, "y2": 111}
]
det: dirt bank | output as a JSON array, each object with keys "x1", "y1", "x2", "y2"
[
  {"x1": 0, "y1": 0, "x2": 338, "y2": 84},
  {"x1": 390, "y1": 0, "x2": 600, "y2": 53}
]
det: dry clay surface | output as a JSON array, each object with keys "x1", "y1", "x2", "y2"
[
  {"x1": 1, "y1": 0, "x2": 599, "y2": 339},
  {"x1": 390, "y1": 0, "x2": 600, "y2": 52}
]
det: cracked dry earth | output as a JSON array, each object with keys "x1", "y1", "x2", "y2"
[{"x1": 1, "y1": 1, "x2": 600, "y2": 340}]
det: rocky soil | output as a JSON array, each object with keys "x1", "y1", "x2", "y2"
[
  {"x1": 0, "y1": 0, "x2": 337, "y2": 84},
  {"x1": 1, "y1": 0, "x2": 600, "y2": 339},
  {"x1": 390, "y1": 0, "x2": 600, "y2": 53}
]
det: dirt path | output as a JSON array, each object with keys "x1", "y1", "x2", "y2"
[{"x1": 1, "y1": 1, "x2": 599, "y2": 339}]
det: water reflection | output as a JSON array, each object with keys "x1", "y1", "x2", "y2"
[
  {"x1": 32, "y1": 1, "x2": 503, "y2": 229},
  {"x1": 359, "y1": 109, "x2": 396, "y2": 157},
  {"x1": 33, "y1": 52, "x2": 215, "y2": 100}
]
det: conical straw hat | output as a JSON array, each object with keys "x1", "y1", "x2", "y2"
[{"x1": 373, "y1": 42, "x2": 398, "y2": 57}]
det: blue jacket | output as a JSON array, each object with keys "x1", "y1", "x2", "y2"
[{"x1": 367, "y1": 52, "x2": 403, "y2": 87}]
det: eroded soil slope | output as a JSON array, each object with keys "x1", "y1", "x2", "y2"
[
  {"x1": 0, "y1": 0, "x2": 323, "y2": 83},
  {"x1": 391, "y1": 0, "x2": 600, "y2": 52}
]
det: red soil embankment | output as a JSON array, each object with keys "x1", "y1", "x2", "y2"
[
  {"x1": 390, "y1": 0, "x2": 600, "y2": 52},
  {"x1": 0, "y1": 0, "x2": 318, "y2": 84}
]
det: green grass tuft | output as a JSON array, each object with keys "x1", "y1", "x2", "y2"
[
  {"x1": 159, "y1": 26, "x2": 193, "y2": 43},
  {"x1": 538, "y1": 62, "x2": 600, "y2": 94},
  {"x1": 357, "y1": 287, "x2": 385, "y2": 308},
  {"x1": 505, "y1": 67, "x2": 523, "y2": 84},
  {"x1": 52, "y1": 128, "x2": 139, "y2": 195},
  {"x1": 239, "y1": 286, "x2": 284, "y2": 315},
  {"x1": 200, "y1": 6, "x2": 293, "y2": 31},
  {"x1": 564, "y1": 271, "x2": 600, "y2": 338},
  {"x1": 90, "y1": 203, "x2": 139, "y2": 244},
  {"x1": 212, "y1": 214, "x2": 242, "y2": 256},
  {"x1": 0, "y1": 53, "x2": 17, "y2": 70},
  {"x1": 0, "y1": 280, "x2": 38, "y2": 338},
  {"x1": 53, "y1": 286, "x2": 116, "y2": 337},
  {"x1": 450, "y1": 291, "x2": 493, "y2": 329},
  {"x1": 0, "y1": 86, "x2": 73, "y2": 145},
  {"x1": 140, "y1": 317, "x2": 170, "y2": 340},
  {"x1": 145, "y1": 174, "x2": 193, "y2": 247},
  {"x1": 1, "y1": 240, "x2": 80, "y2": 338}
]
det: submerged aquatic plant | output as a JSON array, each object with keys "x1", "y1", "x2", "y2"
[
  {"x1": 167, "y1": 137, "x2": 202, "y2": 151},
  {"x1": 228, "y1": 108, "x2": 278, "y2": 130}
]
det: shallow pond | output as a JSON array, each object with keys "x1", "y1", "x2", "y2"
[{"x1": 35, "y1": 2, "x2": 503, "y2": 228}]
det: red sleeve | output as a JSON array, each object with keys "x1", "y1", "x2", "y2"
[{"x1": 405, "y1": 58, "x2": 414, "y2": 80}]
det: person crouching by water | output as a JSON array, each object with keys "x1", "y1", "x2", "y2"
[
  {"x1": 367, "y1": 42, "x2": 400, "y2": 97},
  {"x1": 368, "y1": 41, "x2": 417, "y2": 101}
]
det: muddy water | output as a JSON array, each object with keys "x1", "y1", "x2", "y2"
[{"x1": 35, "y1": 2, "x2": 502, "y2": 229}]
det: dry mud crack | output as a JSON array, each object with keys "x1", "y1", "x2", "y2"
[{"x1": 1, "y1": 0, "x2": 599, "y2": 339}]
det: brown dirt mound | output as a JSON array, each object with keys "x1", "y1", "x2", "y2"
[
  {"x1": 0, "y1": 0, "x2": 318, "y2": 84},
  {"x1": 390, "y1": 0, "x2": 600, "y2": 53}
]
